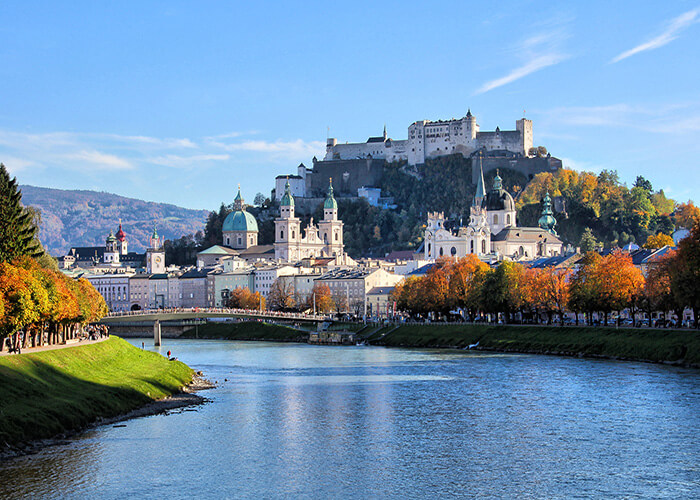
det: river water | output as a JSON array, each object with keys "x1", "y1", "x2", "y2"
[{"x1": 1, "y1": 339, "x2": 698, "y2": 499}]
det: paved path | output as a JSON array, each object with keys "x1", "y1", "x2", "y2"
[{"x1": 0, "y1": 336, "x2": 109, "y2": 357}]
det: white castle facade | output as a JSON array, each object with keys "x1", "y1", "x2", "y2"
[{"x1": 325, "y1": 110, "x2": 533, "y2": 165}]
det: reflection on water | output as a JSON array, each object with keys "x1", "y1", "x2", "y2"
[{"x1": 1, "y1": 340, "x2": 699, "y2": 499}]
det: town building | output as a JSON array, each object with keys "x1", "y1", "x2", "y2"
[
  {"x1": 86, "y1": 273, "x2": 133, "y2": 312},
  {"x1": 315, "y1": 267, "x2": 404, "y2": 315}
]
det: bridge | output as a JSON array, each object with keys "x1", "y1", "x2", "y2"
[{"x1": 100, "y1": 308, "x2": 328, "y2": 346}]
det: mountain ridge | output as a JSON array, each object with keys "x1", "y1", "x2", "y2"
[{"x1": 20, "y1": 185, "x2": 209, "y2": 256}]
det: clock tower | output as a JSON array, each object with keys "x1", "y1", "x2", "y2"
[{"x1": 146, "y1": 224, "x2": 165, "y2": 274}]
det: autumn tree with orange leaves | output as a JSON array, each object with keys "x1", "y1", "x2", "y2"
[{"x1": 0, "y1": 258, "x2": 107, "y2": 350}]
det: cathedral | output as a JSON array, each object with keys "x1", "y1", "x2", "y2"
[
  {"x1": 216, "y1": 180, "x2": 346, "y2": 264},
  {"x1": 424, "y1": 162, "x2": 564, "y2": 262},
  {"x1": 274, "y1": 179, "x2": 344, "y2": 262}
]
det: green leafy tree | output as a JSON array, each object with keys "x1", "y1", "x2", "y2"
[
  {"x1": 481, "y1": 261, "x2": 525, "y2": 323},
  {"x1": 579, "y1": 228, "x2": 599, "y2": 252},
  {"x1": 0, "y1": 164, "x2": 43, "y2": 262}
]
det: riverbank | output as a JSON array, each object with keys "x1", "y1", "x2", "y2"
[
  {"x1": 181, "y1": 321, "x2": 308, "y2": 342},
  {"x1": 365, "y1": 324, "x2": 700, "y2": 367},
  {"x1": 0, "y1": 336, "x2": 202, "y2": 456}
]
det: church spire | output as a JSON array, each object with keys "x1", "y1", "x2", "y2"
[
  {"x1": 383, "y1": 124, "x2": 387, "y2": 141},
  {"x1": 473, "y1": 153, "x2": 486, "y2": 207},
  {"x1": 233, "y1": 184, "x2": 243, "y2": 211},
  {"x1": 538, "y1": 192, "x2": 557, "y2": 235}
]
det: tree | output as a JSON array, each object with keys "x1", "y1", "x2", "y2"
[
  {"x1": 569, "y1": 252, "x2": 603, "y2": 325},
  {"x1": 226, "y1": 287, "x2": 264, "y2": 310},
  {"x1": 253, "y1": 193, "x2": 266, "y2": 207},
  {"x1": 644, "y1": 251, "x2": 679, "y2": 326},
  {"x1": 523, "y1": 266, "x2": 571, "y2": 324},
  {"x1": 634, "y1": 175, "x2": 653, "y2": 195},
  {"x1": 674, "y1": 201, "x2": 700, "y2": 230},
  {"x1": 669, "y1": 221, "x2": 700, "y2": 327},
  {"x1": 481, "y1": 261, "x2": 525, "y2": 323},
  {"x1": 643, "y1": 233, "x2": 674, "y2": 249},
  {"x1": 268, "y1": 278, "x2": 296, "y2": 311},
  {"x1": 579, "y1": 228, "x2": 599, "y2": 252},
  {"x1": 595, "y1": 250, "x2": 645, "y2": 325},
  {"x1": 0, "y1": 164, "x2": 43, "y2": 262},
  {"x1": 307, "y1": 283, "x2": 334, "y2": 313},
  {"x1": 447, "y1": 255, "x2": 488, "y2": 319}
]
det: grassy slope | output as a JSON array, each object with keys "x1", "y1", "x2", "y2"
[
  {"x1": 180, "y1": 321, "x2": 308, "y2": 342},
  {"x1": 368, "y1": 324, "x2": 700, "y2": 366},
  {"x1": 0, "y1": 337, "x2": 193, "y2": 447}
]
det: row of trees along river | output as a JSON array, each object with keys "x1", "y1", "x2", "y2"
[
  {"x1": 393, "y1": 222, "x2": 700, "y2": 327},
  {"x1": 0, "y1": 163, "x2": 108, "y2": 351}
]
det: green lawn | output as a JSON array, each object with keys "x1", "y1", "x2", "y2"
[
  {"x1": 371, "y1": 324, "x2": 700, "y2": 366},
  {"x1": 180, "y1": 321, "x2": 308, "y2": 342},
  {"x1": 0, "y1": 337, "x2": 193, "y2": 447}
]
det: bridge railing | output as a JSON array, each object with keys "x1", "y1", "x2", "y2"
[{"x1": 105, "y1": 307, "x2": 328, "y2": 322}]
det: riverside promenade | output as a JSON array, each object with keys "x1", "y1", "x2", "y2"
[{"x1": 0, "y1": 335, "x2": 108, "y2": 357}]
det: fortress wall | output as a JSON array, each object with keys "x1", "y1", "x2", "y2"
[
  {"x1": 326, "y1": 142, "x2": 386, "y2": 160},
  {"x1": 476, "y1": 130, "x2": 524, "y2": 155},
  {"x1": 308, "y1": 159, "x2": 386, "y2": 197}
]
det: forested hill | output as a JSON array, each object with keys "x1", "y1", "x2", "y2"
[{"x1": 20, "y1": 185, "x2": 209, "y2": 256}]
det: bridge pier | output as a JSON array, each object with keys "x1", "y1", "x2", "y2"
[{"x1": 154, "y1": 320, "x2": 161, "y2": 346}]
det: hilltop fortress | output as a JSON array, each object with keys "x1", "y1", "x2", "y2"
[
  {"x1": 275, "y1": 110, "x2": 561, "y2": 209},
  {"x1": 325, "y1": 110, "x2": 533, "y2": 165}
]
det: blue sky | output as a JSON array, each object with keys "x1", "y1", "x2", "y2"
[{"x1": 1, "y1": 1, "x2": 699, "y2": 210}]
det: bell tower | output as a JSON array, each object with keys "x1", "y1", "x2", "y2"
[
  {"x1": 146, "y1": 223, "x2": 165, "y2": 274},
  {"x1": 274, "y1": 180, "x2": 301, "y2": 262},
  {"x1": 318, "y1": 178, "x2": 344, "y2": 258}
]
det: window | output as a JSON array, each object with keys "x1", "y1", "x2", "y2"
[
  {"x1": 481, "y1": 240, "x2": 486, "y2": 253},
  {"x1": 439, "y1": 247, "x2": 444, "y2": 257},
  {"x1": 493, "y1": 214, "x2": 498, "y2": 225},
  {"x1": 335, "y1": 232, "x2": 338, "y2": 241},
  {"x1": 281, "y1": 230, "x2": 284, "y2": 239},
  {"x1": 506, "y1": 214, "x2": 511, "y2": 225},
  {"x1": 428, "y1": 243, "x2": 431, "y2": 254},
  {"x1": 237, "y1": 237, "x2": 242, "y2": 246},
  {"x1": 451, "y1": 247, "x2": 456, "y2": 256},
  {"x1": 470, "y1": 241, "x2": 474, "y2": 253},
  {"x1": 292, "y1": 230, "x2": 295, "y2": 239}
]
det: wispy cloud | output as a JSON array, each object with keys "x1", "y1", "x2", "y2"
[
  {"x1": 148, "y1": 153, "x2": 230, "y2": 168},
  {"x1": 65, "y1": 150, "x2": 133, "y2": 170},
  {"x1": 541, "y1": 101, "x2": 700, "y2": 135},
  {"x1": 611, "y1": 8, "x2": 699, "y2": 63},
  {"x1": 474, "y1": 31, "x2": 569, "y2": 95},
  {"x1": 0, "y1": 128, "x2": 326, "y2": 182},
  {"x1": 211, "y1": 138, "x2": 325, "y2": 159}
]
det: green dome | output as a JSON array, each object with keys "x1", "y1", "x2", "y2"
[
  {"x1": 223, "y1": 210, "x2": 259, "y2": 232},
  {"x1": 280, "y1": 179, "x2": 294, "y2": 207},
  {"x1": 106, "y1": 231, "x2": 116, "y2": 243},
  {"x1": 324, "y1": 179, "x2": 337, "y2": 209}
]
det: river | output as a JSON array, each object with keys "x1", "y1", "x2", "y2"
[{"x1": 1, "y1": 339, "x2": 698, "y2": 498}]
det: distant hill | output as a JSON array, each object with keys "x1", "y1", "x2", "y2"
[{"x1": 20, "y1": 185, "x2": 209, "y2": 256}]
